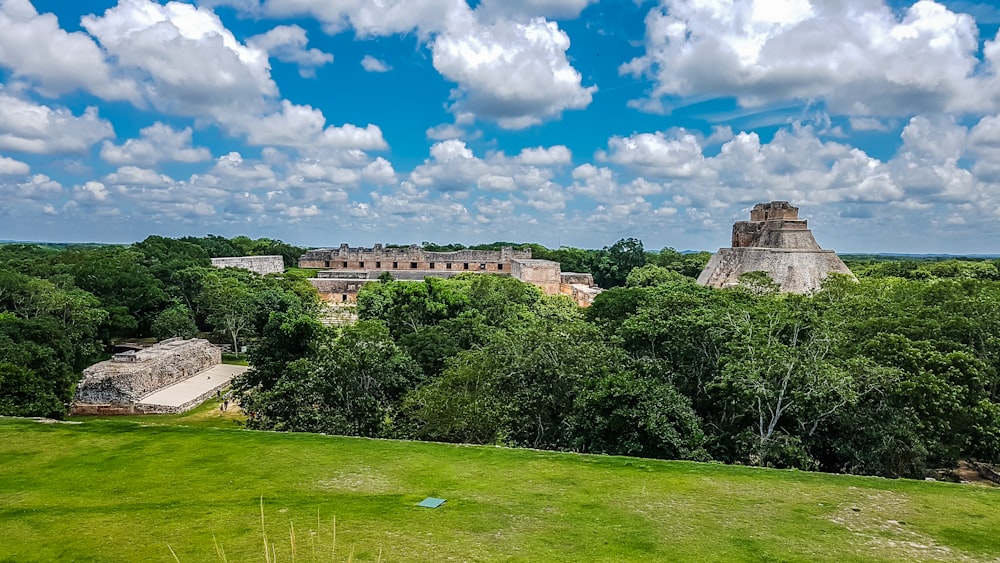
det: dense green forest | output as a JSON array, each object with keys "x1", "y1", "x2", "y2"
[
  {"x1": 0, "y1": 235, "x2": 316, "y2": 417},
  {"x1": 3, "y1": 236, "x2": 1000, "y2": 479}
]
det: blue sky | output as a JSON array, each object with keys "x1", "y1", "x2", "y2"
[{"x1": 3, "y1": 0, "x2": 1000, "y2": 252}]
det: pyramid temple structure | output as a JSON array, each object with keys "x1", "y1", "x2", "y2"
[{"x1": 696, "y1": 201, "x2": 854, "y2": 293}]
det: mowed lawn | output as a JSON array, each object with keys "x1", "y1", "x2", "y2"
[{"x1": 2, "y1": 411, "x2": 999, "y2": 562}]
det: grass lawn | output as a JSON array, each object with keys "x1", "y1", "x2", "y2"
[{"x1": 2, "y1": 414, "x2": 999, "y2": 562}]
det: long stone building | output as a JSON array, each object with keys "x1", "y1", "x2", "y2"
[
  {"x1": 72, "y1": 338, "x2": 242, "y2": 415},
  {"x1": 697, "y1": 201, "x2": 854, "y2": 293},
  {"x1": 210, "y1": 255, "x2": 284, "y2": 275},
  {"x1": 300, "y1": 244, "x2": 602, "y2": 306}
]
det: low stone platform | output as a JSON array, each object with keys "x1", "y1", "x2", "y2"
[
  {"x1": 72, "y1": 364, "x2": 248, "y2": 415},
  {"x1": 138, "y1": 364, "x2": 248, "y2": 412}
]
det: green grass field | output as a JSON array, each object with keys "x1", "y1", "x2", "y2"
[{"x1": 2, "y1": 406, "x2": 999, "y2": 562}]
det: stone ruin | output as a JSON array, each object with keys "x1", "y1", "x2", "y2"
[
  {"x1": 72, "y1": 338, "x2": 221, "y2": 414},
  {"x1": 301, "y1": 243, "x2": 602, "y2": 306},
  {"x1": 697, "y1": 201, "x2": 854, "y2": 293},
  {"x1": 211, "y1": 255, "x2": 284, "y2": 275}
]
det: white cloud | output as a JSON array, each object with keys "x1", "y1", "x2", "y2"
[
  {"x1": 0, "y1": 155, "x2": 29, "y2": 176},
  {"x1": 475, "y1": 0, "x2": 597, "y2": 20},
  {"x1": 1, "y1": 173, "x2": 61, "y2": 199},
  {"x1": 849, "y1": 117, "x2": 893, "y2": 132},
  {"x1": 426, "y1": 123, "x2": 467, "y2": 140},
  {"x1": 100, "y1": 122, "x2": 211, "y2": 166},
  {"x1": 228, "y1": 100, "x2": 389, "y2": 150},
  {"x1": 248, "y1": 24, "x2": 333, "y2": 78},
  {"x1": 362, "y1": 157, "x2": 398, "y2": 185},
  {"x1": 74, "y1": 181, "x2": 113, "y2": 204},
  {"x1": 0, "y1": 0, "x2": 138, "y2": 101},
  {"x1": 211, "y1": 152, "x2": 277, "y2": 184},
  {"x1": 517, "y1": 145, "x2": 572, "y2": 165},
  {"x1": 261, "y1": 0, "x2": 593, "y2": 128},
  {"x1": 432, "y1": 16, "x2": 595, "y2": 128},
  {"x1": 370, "y1": 182, "x2": 474, "y2": 224},
  {"x1": 623, "y1": 0, "x2": 999, "y2": 116},
  {"x1": 0, "y1": 92, "x2": 114, "y2": 154},
  {"x1": 103, "y1": 166, "x2": 174, "y2": 187},
  {"x1": 262, "y1": 0, "x2": 465, "y2": 37},
  {"x1": 598, "y1": 129, "x2": 706, "y2": 179},
  {"x1": 81, "y1": 0, "x2": 276, "y2": 118},
  {"x1": 410, "y1": 139, "x2": 571, "y2": 193},
  {"x1": 360, "y1": 55, "x2": 391, "y2": 73}
]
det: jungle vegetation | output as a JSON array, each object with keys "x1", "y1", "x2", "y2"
[{"x1": 3, "y1": 236, "x2": 1000, "y2": 479}]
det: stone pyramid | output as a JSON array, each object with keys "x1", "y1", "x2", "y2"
[{"x1": 696, "y1": 201, "x2": 853, "y2": 293}]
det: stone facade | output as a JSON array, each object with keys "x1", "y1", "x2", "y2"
[
  {"x1": 302, "y1": 244, "x2": 603, "y2": 306},
  {"x1": 300, "y1": 244, "x2": 530, "y2": 271},
  {"x1": 211, "y1": 255, "x2": 284, "y2": 275},
  {"x1": 510, "y1": 258, "x2": 562, "y2": 295},
  {"x1": 697, "y1": 201, "x2": 854, "y2": 293},
  {"x1": 71, "y1": 338, "x2": 222, "y2": 414}
]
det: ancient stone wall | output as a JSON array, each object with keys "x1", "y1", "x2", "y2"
[
  {"x1": 73, "y1": 338, "x2": 221, "y2": 406},
  {"x1": 304, "y1": 244, "x2": 605, "y2": 306},
  {"x1": 510, "y1": 259, "x2": 562, "y2": 295},
  {"x1": 559, "y1": 272, "x2": 595, "y2": 285},
  {"x1": 300, "y1": 244, "x2": 530, "y2": 269},
  {"x1": 211, "y1": 255, "x2": 284, "y2": 275}
]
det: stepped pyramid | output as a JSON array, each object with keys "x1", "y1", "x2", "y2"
[{"x1": 696, "y1": 201, "x2": 853, "y2": 293}]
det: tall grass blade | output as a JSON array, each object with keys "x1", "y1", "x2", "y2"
[
  {"x1": 261, "y1": 496, "x2": 271, "y2": 563},
  {"x1": 213, "y1": 533, "x2": 228, "y2": 563},
  {"x1": 289, "y1": 519, "x2": 296, "y2": 562},
  {"x1": 331, "y1": 514, "x2": 336, "y2": 562}
]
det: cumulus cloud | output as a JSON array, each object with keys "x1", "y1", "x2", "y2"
[
  {"x1": 360, "y1": 55, "x2": 391, "y2": 72},
  {"x1": 228, "y1": 100, "x2": 389, "y2": 150},
  {"x1": 248, "y1": 24, "x2": 333, "y2": 78},
  {"x1": 622, "y1": 0, "x2": 1000, "y2": 116},
  {"x1": 0, "y1": 0, "x2": 138, "y2": 101},
  {"x1": 432, "y1": 15, "x2": 595, "y2": 128},
  {"x1": 0, "y1": 92, "x2": 114, "y2": 154},
  {"x1": 598, "y1": 129, "x2": 706, "y2": 179},
  {"x1": 100, "y1": 122, "x2": 211, "y2": 166},
  {"x1": 410, "y1": 139, "x2": 572, "y2": 192},
  {"x1": 1, "y1": 173, "x2": 61, "y2": 199},
  {"x1": 81, "y1": 0, "x2": 277, "y2": 118},
  {"x1": 0, "y1": 155, "x2": 29, "y2": 176},
  {"x1": 258, "y1": 0, "x2": 594, "y2": 128},
  {"x1": 103, "y1": 166, "x2": 174, "y2": 187},
  {"x1": 475, "y1": 0, "x2": 598, "y2": 20},
  {"x1": 262, "y1": 0, "x2": 465, "y2": 37}
]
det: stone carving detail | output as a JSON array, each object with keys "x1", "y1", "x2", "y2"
[{"x1": 697, "y1": 202, "x2": 854, "y2": 294}]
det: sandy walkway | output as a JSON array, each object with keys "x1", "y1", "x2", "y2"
[{"x1": 138, "y1": 364, "x2": 249, "y2": 408}]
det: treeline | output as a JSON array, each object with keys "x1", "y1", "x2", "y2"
[
  {"x1": 423, "y1": 238, "x2": 711, "y2": 287},
  {"x1": 0, "y1": 236, "x2": 316, "y2": 418},
  {"x1": 238, "y1": 259, "x2": 1000, "y2": 479}
]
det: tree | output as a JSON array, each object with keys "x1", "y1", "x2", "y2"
[
  {"x1": 199, "y1": 273, "x2": 256, "y2": 354},
  {"x1": 405, "y1": 306, "x2": 625, "y2": 449},
  {"x1": 716, "y1": 299, "x2": 859, "y2": 468},
  {"x1": 151, "y1": 303, "x2": 198, "y2": 340},
  {"x1": 570, "y1": 368, "x2": 708, "y2": 460},
  {"x1": 306, "y1": 321, "x2": 422, "y2": 436}
]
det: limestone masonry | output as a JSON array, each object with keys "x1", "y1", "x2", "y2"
[
  {"x1": 300, "y1": 244, "x2": 602, "y2": 306},
  {"x1": 211, "y1": 255, "x2": 284, "y2": 275},
  {"x1": 72, "y1": 338, "x2": 224, "y2": 415},
  {"x1": 697, "y1": 201, "x2": 854, "y2": 293}
]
